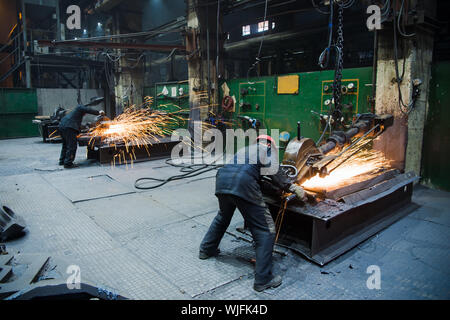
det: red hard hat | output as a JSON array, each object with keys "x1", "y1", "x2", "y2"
[{"x1": 256, "y1": 134, "x2": 276, "y2": 148}]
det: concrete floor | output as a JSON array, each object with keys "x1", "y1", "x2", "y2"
[{"x1": 0, "y1": 137, "x2": 449, "y2": 299}]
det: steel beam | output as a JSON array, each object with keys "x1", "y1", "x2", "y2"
[
  {"x1": 78, "y1": 135, "x2": 179, "y2": 164},
  {"x1": 37, "y1": 40, "x2": 186, "y2": 52},
  {"x1": 94, "y1": 0, "x2": 124, "y2": 12}
]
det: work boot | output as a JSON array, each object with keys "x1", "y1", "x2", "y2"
[
  {"x1": 64, "y1": 163, "x2": 79, "y2": 169},
  {"x1": 199, "y1": 248, "x2": 220, "y2": 260},
  {"x1": 253, "y1": 275, "x2": 282, "y2": 292}
]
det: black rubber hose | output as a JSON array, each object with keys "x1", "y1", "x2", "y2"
[{"x1": 134, "y1": 158, "x2": 222, "y2": 190}]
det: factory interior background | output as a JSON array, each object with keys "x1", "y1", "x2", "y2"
[{"x1": 0, "y1": 0, "x2": 449, "y2": 301}]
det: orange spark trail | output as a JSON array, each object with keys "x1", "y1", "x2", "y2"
[{"x1": 301, "y1": 144, "x2": 392, "y2": 193}]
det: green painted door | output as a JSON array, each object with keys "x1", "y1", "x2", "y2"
[
  {"x1": 0, "y1": 88, "x2": 39, "y2": 139},
  {"x1": 421, "y1": 61, "x2": 450, "y2": 191}
]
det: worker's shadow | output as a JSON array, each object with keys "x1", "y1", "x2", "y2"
[
  {"x1": 33, "y1": 158, "x2": 98, "y2": 172},
  {"x1": 216, "y1": 243, "x2": 285, "y2": 270},
  {"x1": 213, "y1": 245, "x2": 255, "y2": 270},
  {"x1": 76, "y1": 159, "x2": 98, "y2": 168}
]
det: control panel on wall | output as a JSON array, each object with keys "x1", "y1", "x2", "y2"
[
  {"x1": 320, "y1": 79, "x2": 359, "y2": 129},
  {"x1": 155, "y1": 82, "x2": 189, "y2": 110},
  {"x1": 236, "y1": 81, "x2": 266, "y2": 129},
  {"x1": 238, "y1": 81, "x2": 266, "y2": 114}
]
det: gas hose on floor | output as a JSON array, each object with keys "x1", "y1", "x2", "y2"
[{"x1": 134, "y1": 158, "x2": 222, "y2": 190}]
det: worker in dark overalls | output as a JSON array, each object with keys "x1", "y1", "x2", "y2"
[
  {"x1": 58, "y1": 97, "x2": 105, "y2": 168},
  {"x1": 199, "y1": 135, "x2": 306, "y2": 292}
]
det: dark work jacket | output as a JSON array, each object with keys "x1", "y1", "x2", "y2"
[
  {"x1": 215, "y1": 144, "x2": 292, "y2": 207},
  {"x1": 59, "y1": 105, "x2": 100, "y2": 132}
]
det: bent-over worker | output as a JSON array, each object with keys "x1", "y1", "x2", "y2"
[
  {"x1": 199, "y1": 135, "x2": 306, "y2": 292},
  {"x1": 58, "y1": 97, "x2": 105, "y2": 168}
]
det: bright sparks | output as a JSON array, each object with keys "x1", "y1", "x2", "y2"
[
  {"x1": 91, "y1": 109, "x2": 214, "y2": 146},
  {"x1": 301, "y1": 148, "x2": 392, "y2": 192},
  {"x1": 90, "y1": 108, "x2": 181, "y2": 145},
  {"x1": 86, "y1": 101, "x2": 188, "y2": 166},
  {"x1": 85, "y1": 92, "x2": 216, "y2": 166}
]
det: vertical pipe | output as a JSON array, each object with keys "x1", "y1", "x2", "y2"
[
  {"x1": 21, "y1": 0, "x2": 31, "y2": 88},
  {"x1": 56, "y1": 0, "x2": 61, "y2": 41},
  {"x1": 206, "y1": 0, "x2": 211, "y2": 107},
  {"x1": 207, "y1": 27, "x2": 211, "y2": 106},
  {"x1": 371, "y1": 30, "x2": 378, "y2": 113},
  {"x1": 17, "y1": 31, "x2": 21, "y2": 66},
  {"x1": 20, "y1": 0, "x2": 26, "y2": 51},
  {"x1": 215, "y1": 0, "x2": 220, "y2": 80},
  {"x1": 55, "y1": 0, "x2": 61, "y2": 56}
]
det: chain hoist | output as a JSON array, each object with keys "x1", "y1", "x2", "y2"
[{"x1": 332, "y1": 1, "x2": 345, "y2": 128}]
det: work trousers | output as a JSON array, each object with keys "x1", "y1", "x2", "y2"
[
  {"x1": 200, "y1": 194, "x2": 276, "y2": 285},
  {"x1": 59, "y1": 127, "x2": 78, "y2": 166}
]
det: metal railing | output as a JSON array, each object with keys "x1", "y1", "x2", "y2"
[{"x1": 0, "y1": 30, "x2": 24, "y2": 83}]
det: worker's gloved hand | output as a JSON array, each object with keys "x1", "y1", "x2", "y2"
[
  {"x1": 289, "y1": 184, "x2": 307, "y2": 202},
  {"x1": 99, "y1": 110, "x2": 105, "y2": 116}
]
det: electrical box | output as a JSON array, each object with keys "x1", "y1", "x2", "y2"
[
  {"x1": 321, "y1": 79, "x2": 359, "y2": 125},
  {"x1": 277, "y1": 75, "x2": 299, "y2": 94}
]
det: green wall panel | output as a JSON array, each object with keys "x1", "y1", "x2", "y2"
[
  {"x1": 153, "y1": 81, "x2": 189, "y2": 130},
  {"x1": 421, "y1": 61, "x2": 450, "y2": 191},
  {"x1": 143, "y1": 86, "x2": 156, "y2": 107},
  {"x1": 220, "y1": 67, "x2": 374, "y2": 154},
  {"x1": 0, "y1": 88, "x2": 39, "y2": 139}
]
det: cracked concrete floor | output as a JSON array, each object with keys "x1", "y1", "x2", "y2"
[{"x1": 0, "y1": 137, "x2": 449, "y2": 299}]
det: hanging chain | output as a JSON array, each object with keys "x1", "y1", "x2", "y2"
[{"x1": 332, "y1": 2, "x2": 344, "y2": 126}]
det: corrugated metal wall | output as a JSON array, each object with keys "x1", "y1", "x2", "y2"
[{"x1": 36, "y1": 88, "x2": 105, "y2": 125}]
